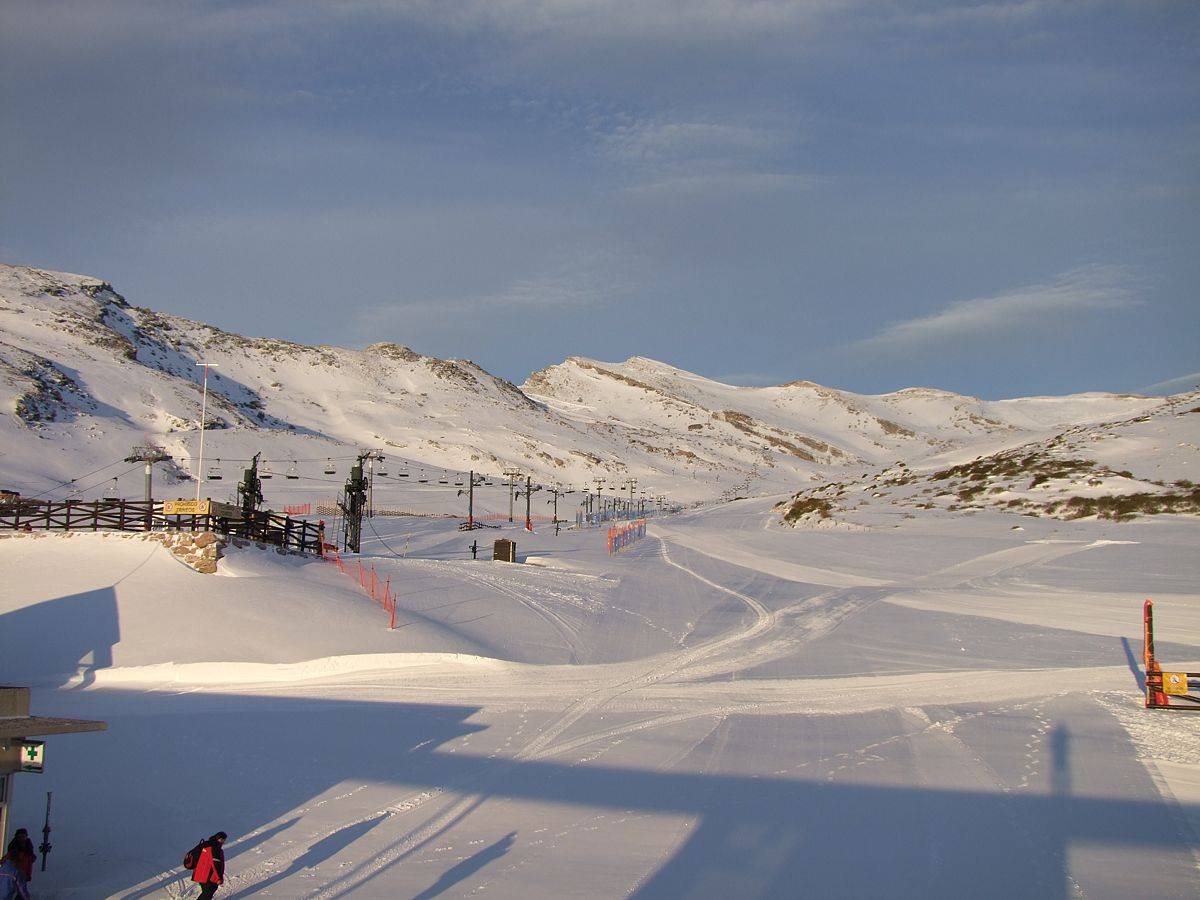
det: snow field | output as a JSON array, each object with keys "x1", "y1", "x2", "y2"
[{"x1": 3, "y1": 503, "x2": 1200, "y2": 897}]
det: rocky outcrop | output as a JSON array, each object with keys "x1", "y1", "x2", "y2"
[{"x1": 142, "y1": 530, "x2": 225, "y2": 573}]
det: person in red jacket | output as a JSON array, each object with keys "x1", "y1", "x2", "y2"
[
  {"x1": 191, "y1": 832, "x2": 227, "y2": 899},
  {"x1": 4, "y1": 829, "x2": 34, "y2": 884}
]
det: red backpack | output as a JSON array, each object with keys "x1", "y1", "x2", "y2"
[{"x1": 183, "y1": 841, "x2": 205, "y2": 870}]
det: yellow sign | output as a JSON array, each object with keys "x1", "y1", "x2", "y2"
[
  {"x1": 1163, "y1": 672, "x2": 1190, "y2": 696},
  {"x1": 162, "y1": 500, "x2": 210, "y2": 515},
  {"x1": 163, "y1": 500, "x2": 242, "y2": 518}
]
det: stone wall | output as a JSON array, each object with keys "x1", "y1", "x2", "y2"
[
  {"x1": 0, "y1": 530, "x2": 226, "y2": 573},
  {"x1": 142, "y1": 531, "x2": 225, "y2": 573}
]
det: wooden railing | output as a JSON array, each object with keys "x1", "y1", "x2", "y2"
[{"x1": 0, "y1": 499, "x2": 323, "y2": 554}]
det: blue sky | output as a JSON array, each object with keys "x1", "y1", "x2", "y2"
[{"x1": 2, "y1": 1, "x2": 1196, "y2": 398}]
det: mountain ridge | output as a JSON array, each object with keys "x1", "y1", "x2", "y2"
[{"x1": 0, "y1": 263, "x2": 1180, "y2": 510}]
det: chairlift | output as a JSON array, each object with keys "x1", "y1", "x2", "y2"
[
  {"x1": 438, "y1": 479, "x2": 448, "y2": 484},
  {"x1": 398, "y1": 472, "x2": 409, "y2": 478},
  {"x1": 418, "y1": 479, "x2": 428, "y2": 483},
  {"x1": 454, "y1": 481, "x2": 463, "y2": 486},
  {"x1": 324, "y1": 458, "x2": 336, "y2": 475},
  {"x1": 207, "y1": 459, "x2": 224, "y2": 481},
  {"x1": 260, "y1": 461, "x2": 274, "y2": 479},
  {"x1": 105, "y1": 478, "x2": 119, "y2": 499},
  {"x1": 377, "y1": 468, "x2": 388, "y2": 477}
]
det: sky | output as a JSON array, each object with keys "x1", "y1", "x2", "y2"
[{"x1": 1, "y1": 0, "x2": 1197, "y2": 399}]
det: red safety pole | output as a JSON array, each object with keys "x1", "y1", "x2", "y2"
[{"x1": 1144, "y1": 599, "x2": 1169, "y2": 708}]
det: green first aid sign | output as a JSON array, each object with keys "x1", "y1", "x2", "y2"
[{"x1": 20, "y1": 740, "x2": 44, "y2": 773}]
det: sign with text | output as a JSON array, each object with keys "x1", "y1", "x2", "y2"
[
  {"x1": 163, "y1": 499, "x2": 210, "y2": 516},
  {"x1": 162, "y1": 500, "x2": 241, "y2": 518}
]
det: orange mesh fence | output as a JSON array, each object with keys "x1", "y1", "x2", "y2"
[
  {"x1": 322, "y1": 542, "x2": 397, "y2": 628},
  {"x1": 607, "y1": 519, "x2": 647, "y2": 555}
]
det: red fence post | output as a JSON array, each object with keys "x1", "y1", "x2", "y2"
[{"x1": 1144, "y1": 599, "x2": 1169, "y2": 708}]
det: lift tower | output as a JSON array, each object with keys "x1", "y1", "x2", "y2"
[
  {"x1": 237, "y1": 453, "x2": 264, "y2": 537},
  {"x1": 124, "y1": 445, "x2": 171, "y2": 503},
  {"x1": 339, "y1": 454, "x2": 369, "y2": 553}
]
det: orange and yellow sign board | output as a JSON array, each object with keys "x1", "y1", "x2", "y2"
[
  {"x1": 1163, "y1": 672, "x2": 1190, "y2": 696},
  {"x1": 162, "y1": 500, "x2": 241, "y2": 518},
  {"x1": 162, "y1": 500, "x2": 211, "y2": 515}
]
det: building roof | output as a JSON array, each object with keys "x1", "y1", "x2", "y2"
[{"x1": 0, "y1": 716, "x2": 107, "y2": 738}]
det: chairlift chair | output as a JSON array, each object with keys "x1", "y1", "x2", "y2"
[
  {"x1": 324, "y1": 458, "x2": 336, "y2": 475},
  {"x1": 207, "y1": 460, "x2": 224, "y2": 481},
  {"x1": 260, "y1": 461, "x2": 274, "y2": 479},
  {"x1": 286, "y1": 461, "x2": 299, "y2": 480}
]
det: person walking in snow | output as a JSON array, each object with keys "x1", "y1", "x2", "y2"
[
  {"x1": 191, "y1": 831, "x2": 227, "y2": 899},
  {"x1": 0, "y1": 856, "x2": 29, "y2": 900},
  {"x1": 4, "y1": 829, "x2": 34, "y2": 886}
]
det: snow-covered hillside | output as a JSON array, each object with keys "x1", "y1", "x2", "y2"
[
  {"x1": 777, "y1": 389, "x2": 1200, "y2": 527},
  {"x1": 0, "y1": 263, "x2": 1179, "y2": 511}
]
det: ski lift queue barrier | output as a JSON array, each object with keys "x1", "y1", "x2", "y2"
[
  {"x1": 0, "y1": 498, "x2": 323, "y2": 554},
  {"x1": 607, "y1": 519, "x2": 647, "y2": 555},
  {"x1": 322, "y1": 543, "x2": 398, "y2": 629}
]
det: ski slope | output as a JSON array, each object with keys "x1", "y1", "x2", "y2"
[{"x1": 3, "y1": 499, "x2": 1199, "y2": 898}]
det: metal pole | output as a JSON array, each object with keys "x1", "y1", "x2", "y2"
[
  {"x1": 195, "y1": 363, "x2": 217, "y2": 501},
  {"x1": 0, "y1": 774, "x2": 9, "y2": 853},
  {"x1": 468, "y1": 471, "x2": 474, "y2": 528},
  {"x1": 508, "y1": 473, "x2": 515, "y2": 523},
  {"x1": 525, "y1": 475, "x2": 532, "y2": 531},
  {"x1": 144, "y1": 461, "x2": 152, "y2": 503},
  {"x1": 39, "y1": 790, "x2": 52, "y2": 871},
  {"x1": 367, "y1": 456, "x2": 374, "y2": 519}
]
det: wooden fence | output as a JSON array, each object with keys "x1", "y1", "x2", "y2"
[{"x1": 0, "y1": 499, "x2": 323, "y2": 554}]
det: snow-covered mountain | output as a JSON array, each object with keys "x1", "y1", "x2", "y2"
[{"x1": 0, "y1": 263, "x2": 1180, "y2": 510}]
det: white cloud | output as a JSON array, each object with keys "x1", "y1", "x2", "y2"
[
  {"x1": 598, "y1": 116, "x2": 817, "y2": 200},
  {"x1": 603, "y1": 121, "x2": 784, "y2": 166},
  {"x1": 379, "y1": 0, "x2": 840, "y2": 44},
  {"x1": 350, "y1": 254, "x2": 624, "y2": 337},
  {"x1": 622, "y1": 172, "x2": 823, "y2": 200},
  {"x1": 1137, "y1": 372, "x2": 1200, "y2": 397},
  {"x1": 895, "y1": 0, "x2": 1054, "y2": 30},
  {"x1": 854, "y1": 265, "x2": 1141, "y2": 355}
]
